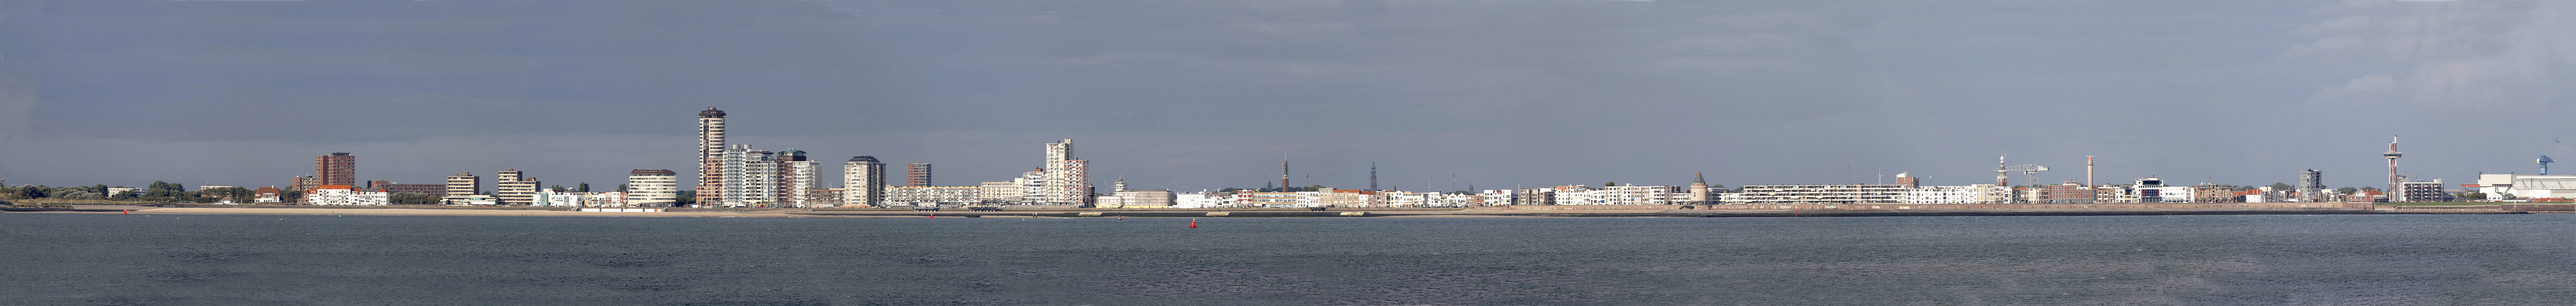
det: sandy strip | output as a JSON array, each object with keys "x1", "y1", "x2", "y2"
[{"x1": 18, "y1": 207, "x2": 856, "y2": 217}]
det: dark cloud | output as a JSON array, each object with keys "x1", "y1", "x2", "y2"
[{"x1": 0, "y1": 0, "x2": 2553, "y2": 192}]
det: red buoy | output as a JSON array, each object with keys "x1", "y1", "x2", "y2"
[
  {"x1": 122, "y1": 210, "x2": 129, "y2": 215},
  {"x1": 1188, "y1": 220, "x2": 1197, "y2": 228}
]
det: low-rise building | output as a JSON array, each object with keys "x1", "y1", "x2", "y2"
[
  {"x1": 886, "y1": 186, "x2": 980, "y2": 207},
  {"x1": 2400, "y1": 179, "x2": 2449, "y2": 202},
  {"x1": 978, "y1": 181, "x2": 1023, "y2": 204},
  {"x1": 1734, "y1": 184, "x2": 1905, "y2": 204},
  {"x1": 1173, "y1": 192, "x2": 1222, "y2": 208},
  {"x1": 1106, "y1": 189, "x2": 1175, "y2": 208},
  {"x1": 1905, "y1": 185, "x2": 1982, "y2": 204},
  {"x1": 307, "y1": 185, "x2": 389, "y2": 206},
  {"x1": 367, "y1": 181, "x2": 448, "y2": 196},
  {"x1": 254, "y1": 187, "x2": 284, "y2": 203}
]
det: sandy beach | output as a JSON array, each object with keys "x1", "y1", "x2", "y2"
[{"x1": 7, "y1": 204, "x2": 2471, "y2": 218}]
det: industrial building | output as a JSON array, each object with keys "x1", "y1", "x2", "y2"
[{"x1": 2475, "y1": 174, "x2": 2576, "y2": 200}]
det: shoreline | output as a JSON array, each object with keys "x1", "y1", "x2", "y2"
[{"x1": 2, "y1": 205, "x2": 2529, "y2": 218}]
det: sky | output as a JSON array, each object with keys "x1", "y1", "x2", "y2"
[{"x1": 2, "y1": 0, "x2": 2572, "y2": 192}]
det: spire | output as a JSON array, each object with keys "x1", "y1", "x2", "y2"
[{"x1": 1693, "y1": 171, "x2": 1706, "y2": 184}]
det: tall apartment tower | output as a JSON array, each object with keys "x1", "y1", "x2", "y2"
[
  {"x1": 495, "y1": 169, "x2": 538, "y2": 206},
  {"x1": 314, "y1": 152, "x2": 356, "y2": 188},
  {"x1": 627, "y1": 169, "x2": 678, "y2": 207},
  {"x1": 1369, "y1": 162, "x2": 1379, "y2": 191},
  {"x1": 696, "y1": 107, "x2": 728, "y2": 206},
  {"x1": 2299, "y1": 170, "x2": 2325, "y2": 203},
  {"x1": 445, "y1": 172, "x2": 481, "y2": 196},
  {"x1": 718, "y1": 144, "x2": 779, "y2": 207},
  {"x1": 908, "y1": 163, "x2": 933, "y2": 187},
  {"x1": 2383, "y1": 136, "x2": 2403, "y2": 202},
  {"x1": 843, "y1": 156, "x2": 887, "y2": 207},
  {"x1": 1041, "y1": 139, "x2": 1090, "y2": 204},
  {"x1": 778, "y1": 150, "x2": 818, "y2": 205}
]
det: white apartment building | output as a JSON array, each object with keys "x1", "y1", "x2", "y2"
[
  {"x1": 1905, "y1": 185, "x2": 1983, "y2": 204},
  {"x1": 886, "y1": 186, "x2": 981, "y2": 207},
  {"x1": 1551, "y1": 186, "x2": 1604, "y2": 205},
  {"x1": 779, "y1": 149, "x2": 819, "y2": 205},
  {"x1": 1734, "y1": 184, "x2": 1906, "y2": 204},
  {"x1": 1040, "y1": 139, "x2": 1091, "y2": 205},
  {"x1": 308, "y1": 186, "x2": 390, "y2": 206},
  {"x1": 717, "y1": 145, "x2": 779, "y2": 207},
  {"x1": 1476, "y1": 190, "x2": 1520, "y2": 206},
  {"x1": 533, "y1": 190, "x2": 580, "y2": 207},
  {"x1": 978, "y1": 181, "x2": 1022, "y2": 204},
  {"x1": 587, "y1": 192, "x2": 628, "y2": 207},
  {"x1": 626, "y1": 170, "x2": 678, "y2": 207},
  {"x1": 1227, "y1": 192, "x2": 1309, "y2": 208},
  {"x1": 1016, "y1": 169, "x2": 1046, "y2": 203},
  {"x1": 1602, "y1": 185, "x2": 1684, "y2": 205},
  {"x1": 843, "y1": 156, "x2": 887, "y2": 207},
  {"x1": 1173, "y1": 193, "x2": 1221, "y2": 209},
  {"x1": 1105, "y1": 189, "x2": 1174, "y2": 208}
]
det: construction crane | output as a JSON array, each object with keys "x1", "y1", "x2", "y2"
[
  {"x1": 2542, "y1": 155, "x2": 2555, "y2": 175},
  {"x1": 1993, "y1": 155, "x2": 2049, "y2": 187}
]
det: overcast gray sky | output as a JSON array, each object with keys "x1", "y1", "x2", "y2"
[{"x1": 2, "y1": 0, "x2": 2570, "y2": 192}]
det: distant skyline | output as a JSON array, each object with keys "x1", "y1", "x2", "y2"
[{"x1": 5, "y1": 0, "x2": 2575, "y2": 191}]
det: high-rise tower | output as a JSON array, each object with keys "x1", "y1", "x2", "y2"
[
  {"x1": 696, "y1": 107, "x2": 728, "y2": 205},
  {"x1": 718, "y1": 144, "x2": 778, "y2": 207},
  {"x1": 843, "y1": 156, "x2": 886, "y2": 207},
  {"x1": 1041, "y1": 139, "x2": 1089, "y2": 205},
  {"x1": 2299, "y1": 169, "x2": 2324, "y2": 203},
  {"x1": 2384, "y1": 135, "x2": 2403, "y2": 202},
  {"x1": 315, "y1": 152, "x2": 356, "y2": 188},
  {"x1": 909, "y1": 163, "x2": 933, "y2": 187},
  {"x1": 779, "y1": 149, "x2": 816, "y2": 206}
]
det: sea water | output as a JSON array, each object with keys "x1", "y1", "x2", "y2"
[{"x1": 6, "y1": 213, "x2": 2576, "y2": 305}]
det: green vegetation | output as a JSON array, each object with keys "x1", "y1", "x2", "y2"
[{"x1": 3, "y1": 181, "x2": 236, "y2": 204}]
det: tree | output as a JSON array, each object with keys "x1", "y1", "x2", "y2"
[
  {"x1": 616, "y1": 184, "x2": 628, "y2": 192},
  {"x1": 2360, "y1": 186, "x2": 2378, "y2": 192},
  {"x1": 1708, "y1": 184, "x2": 1725, "y2": 189},
  {"x1": 2336, "y1": 187, "x2": 2358, "y2": 194},
  {"x1": 2270, "y1": 182, "x2": 2293, "y2": 190},
  {"x1": 281, "y1": 190, "x2": 304, "y2": 203},
  {"x1": 388, "y1": 192, "x2": 440, "y2": 204},
  {"x1": 2460, "y1": 192, "x2": 2488, "y2": 200},
  {"x1": 549, "y1": 185, "x2": 567, "y2": 192},
  {"x1": 674, "y1": 190, "x2": 697, "y2": 206},
  {"x1": 578, "y1": 182, "x2": 590, "y2": 193},
  {"x1": 17, "y1": 185, "x2": 45, "y2": 199},
  {"x1": 1604, "y1": 181, "x2": 1616, "y2": 187}
]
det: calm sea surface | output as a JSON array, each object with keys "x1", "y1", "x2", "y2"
[{"x1": 6, "y1": 213, "x2": 2576, "y2": 305}]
